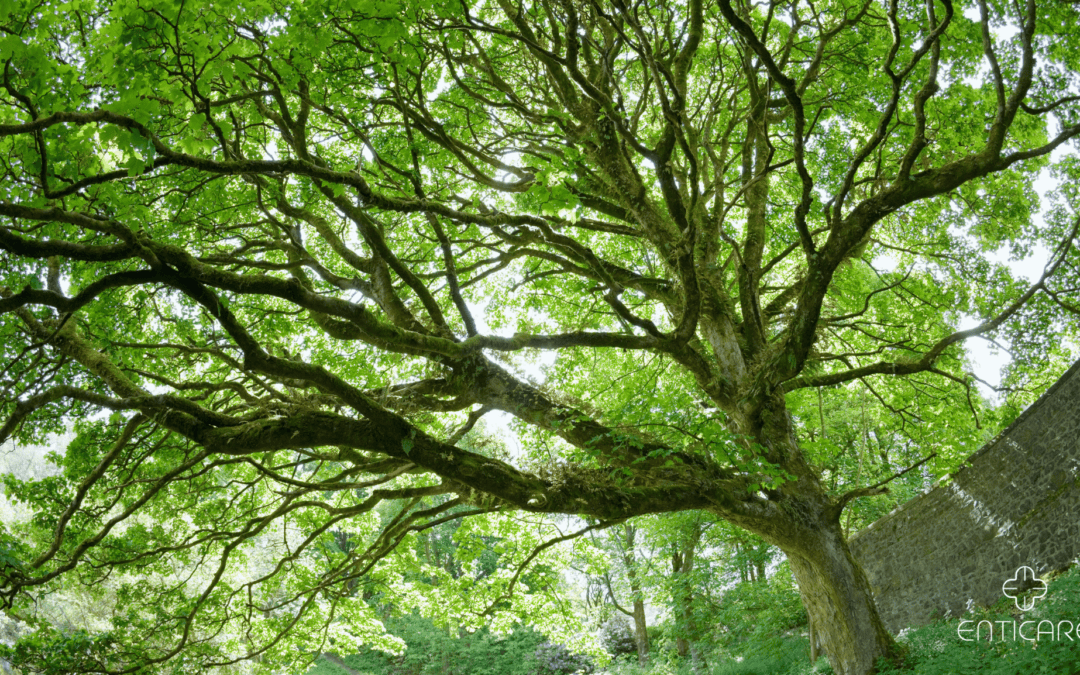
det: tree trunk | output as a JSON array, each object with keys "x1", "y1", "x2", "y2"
[
  {"x1": 782, "y1": 515, "x2": 897, "y2": 675},
  {"x1": 675, "y1": 632, "x2": 689, "y2": 657},
  {"x1": 689, "y1": 643, "x2": 708, "y2": 675},
  {"x1": 671, "y1": 527, "x2": 704, "y2": 669},
  {"x1": 672, "y1": 546, "x2": 690, "y2": 659},
  {"x1": 730, "y1": 394, "x2": 899, "y2": 675},
  {"x1": 620, "y1": 524, "x2": 650, "y2": 666},
  {"x1": 631, "y1": 596, "x2": 650, "y2": 666}
]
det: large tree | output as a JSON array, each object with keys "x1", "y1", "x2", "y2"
[{"x1": 2, "y1": 0, "x2": 1079, "y2": 672}]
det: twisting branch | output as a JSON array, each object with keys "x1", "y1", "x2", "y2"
[
  {"x1": 832, "y1": 451, "x2": 937, "y2": 517},
  {"x1": 479, "y1": 517, "x2": 624, "y2": 616}
]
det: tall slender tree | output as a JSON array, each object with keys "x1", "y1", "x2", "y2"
[
  {"x1": 591, "y1": 522, "x2": 651, "y2": 666},
  {"x1": 2, "y1": 0, "x2": 1079, "y2": 672}
]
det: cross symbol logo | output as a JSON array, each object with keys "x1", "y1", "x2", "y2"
[{"x1": 1002, "y1": 566, "x2": 1047, "y2": 611}]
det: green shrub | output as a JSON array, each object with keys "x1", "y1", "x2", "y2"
[
  {"x1": 710, "y1": 636, "x2": 811, "y2": 675},
  {"x1": 304, "y1": 614, "x2": 550, "y2": 675},
  {"x1": 600, "y1": 616, "x2": 638, "y2": 658}
]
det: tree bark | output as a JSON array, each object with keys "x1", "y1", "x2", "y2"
[{"x1": 778, "y1": 515, "x2": 895, "y2": 675}]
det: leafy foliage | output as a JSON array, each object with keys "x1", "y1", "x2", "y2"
[
  {"x1": 532, "y1": 641, "x2": 597, "y2": 675},
  {"x1": 303, "y1": 615, "x2": 553, "y2": 675},
  {"x1": 3, "y1": 0, "x2": 1080, "y2": 672},
  {"x1": 711, "y1": 564, "x2": 808, "y2": 653}
]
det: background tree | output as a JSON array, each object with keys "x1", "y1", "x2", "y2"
[
  {"x1": 2, "y1": 0, "x2": 1080, "y2": 673},
  {"x1": 587, "y1": 522, "x2": 651, "y2": 666}
]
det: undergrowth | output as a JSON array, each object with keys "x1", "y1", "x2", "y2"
[
  {"x1": 301, "y1": 565, "x2": 1080, "y2": 675},
  {"x1": 873, "y1": 563, "x2": 1080, "y2": 675}
]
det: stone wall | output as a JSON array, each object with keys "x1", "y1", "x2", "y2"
[{"x1": 849, "y1": 360, "x2": 1080, "y2": 633}]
